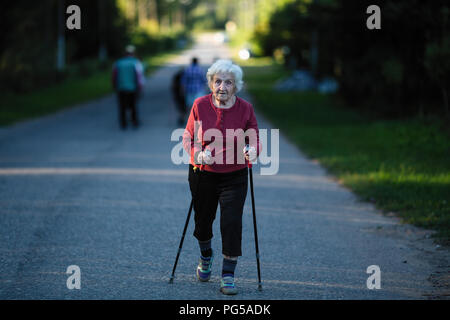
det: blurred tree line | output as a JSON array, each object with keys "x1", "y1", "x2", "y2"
[
  {"x1": 250, "y1": 0, "x2": 450, "y2": 119},
  {"x1": 0, "y1": 0, "x2": 196, "y2": 93},
  {"x1": 1, "y1": 0, "x2": 448, "y2": 119}
]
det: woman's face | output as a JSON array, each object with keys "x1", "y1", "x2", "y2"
[{"x1": 210, "y1": 72, "x2": 236, "y2": 104}]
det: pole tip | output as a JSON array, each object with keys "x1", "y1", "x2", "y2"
[
  {"x1": 169, "y1": 277, "x2": 174, "y2": 284},
  {"x1": 258, "y1": 283, "x2": 263, "y2": 291}
]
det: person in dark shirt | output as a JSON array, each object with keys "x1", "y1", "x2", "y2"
[{"x1": 171, "y1": 68, "x2": 187, "y2": 126}]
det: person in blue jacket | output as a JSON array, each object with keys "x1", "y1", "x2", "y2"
[{"x1": 112, "y1": 45, "x2": 145, "y2": 129}]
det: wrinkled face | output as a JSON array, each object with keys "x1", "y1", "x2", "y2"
[{"x1": 210, "y1": 72, "x2": 236, "y2": 104}]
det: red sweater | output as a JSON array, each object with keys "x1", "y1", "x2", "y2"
[{"x1": 183, "y1": 94, "x2": 261, "y2": 173}]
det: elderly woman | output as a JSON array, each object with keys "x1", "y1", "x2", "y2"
[{"x1": 183, "y1": 59, "x2": 260, "y2": 295}]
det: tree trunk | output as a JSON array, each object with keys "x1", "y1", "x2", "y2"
[
  {"x1": 442, "y1": 85, "x2": 449, "y2": 117},
  {"x1": 56, "y1": 0, "x2": 66, "y2": 71},
  {"x1": 98, "y1": 0, "x2": 107, "y2": 62}
]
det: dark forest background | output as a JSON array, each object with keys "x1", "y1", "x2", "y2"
[{"x1": 0, "y1": 0, "x2": 448, "y2": 119}]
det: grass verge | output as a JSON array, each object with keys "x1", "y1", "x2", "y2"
[{"x1": 243, "y1": 60, "x2": 450, "y2": 243}]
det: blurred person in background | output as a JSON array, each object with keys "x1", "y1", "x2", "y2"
[
  {"x1": 172, "y1": 68, "x2": 188, "y2": 126},
  {"x1": 181, "y1": 57, "x2": 207, "y2": 109},
  {"x1": 112, "y1": 45, "x2": 145, "y2": 130}
]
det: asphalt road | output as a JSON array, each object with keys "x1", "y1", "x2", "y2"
[{"x1": 0, "y1": 34, "x2": 446, "y2": 300}]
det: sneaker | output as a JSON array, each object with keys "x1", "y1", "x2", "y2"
[
  {"x1": 220, "y1": 274, "x2": 238, "y2": 295},
  {"x1": 196, "y1": 251, "x2": 214, "y2": 282}
]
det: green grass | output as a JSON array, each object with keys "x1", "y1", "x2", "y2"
[
  {"x1": 243, "y1": 60, "x2": 450, "y2": 243},
  {"x1": 0, "y1": 50, "x2": 183, "y2": 127},
  {"x1": 1, "y1": 71, "x2": 111, "y2": 126}
]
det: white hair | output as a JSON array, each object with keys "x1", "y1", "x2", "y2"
[{"x1": 206, "y1": 59, "x2": 244, "y2": 92}]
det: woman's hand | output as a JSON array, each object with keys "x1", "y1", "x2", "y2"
[
  {"x1": 243, "y1": 145, "x2": 257, "y2": 162},
  {"x1": 196, "y1": 149, "x2": 214, "y2": 165}
]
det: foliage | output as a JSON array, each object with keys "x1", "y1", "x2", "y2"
[
  {"x1": 251, "y1": 0, "x2": 450, "y2": 119},
  {"x1": 0, "y1": 0, "x2": 193, "y2": 94},
  {"x1": 0, "y1": 1, "x2": 130, "y2": 93}
]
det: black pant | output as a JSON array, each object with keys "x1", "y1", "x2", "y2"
[
  {"x1": 118, "y1": 91, "x2": 139, "y2": 128},
  {"x1": 188, "y1": 164, "x2": 248, "y2": 257}
]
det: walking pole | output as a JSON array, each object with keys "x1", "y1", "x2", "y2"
[
  {"x1": 248, "y1": 161, "x2": 263, "y2": 291},
  {"x1": 169, "y1": 165, "x2": 201, "y2": 284}
]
